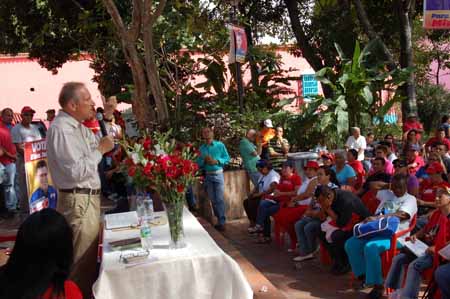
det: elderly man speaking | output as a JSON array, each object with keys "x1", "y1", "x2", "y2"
[{"x1": 47, "y1": 82, "x2": 114, "y2": 298}]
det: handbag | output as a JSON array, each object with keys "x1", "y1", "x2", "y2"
[{"x1": 353, "y1": 216, "x2": 400, "y2": 240}]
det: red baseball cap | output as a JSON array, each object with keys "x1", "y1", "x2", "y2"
[
  {"x1": 426, "y1": 162, "x2": 445, "y2": 175},
  {"x1": 21, "y1": 106, "x2": 36, "y2": 114},
  {"x1": 304, "y1": 160, "x2": 320, "y2": 170}
]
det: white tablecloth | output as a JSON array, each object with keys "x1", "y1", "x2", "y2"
[{"x1": 93, "y1": 208, "x2": 253, "y2": 299}]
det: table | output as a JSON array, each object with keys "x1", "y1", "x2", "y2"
[{"x1": 93, "y1": 208, "x2": 253, "y2": 299}]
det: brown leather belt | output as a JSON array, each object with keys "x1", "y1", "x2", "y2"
[{"x1": 59, "y1": 188, "x2": 101, "y2": 195}]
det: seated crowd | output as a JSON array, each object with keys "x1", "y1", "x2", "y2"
[{"x1": 241, "y1": 117, "x2": 450, "y2": 299}]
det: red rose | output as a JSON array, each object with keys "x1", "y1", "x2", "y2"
[
  {"x1": 157, "y1": 155, "x2": 171, "y2": 171},
  {"x1": 128, "y1": 166, "x2": 137, "y2": 177},
  {"x1": 181, "y1": 160, "x2": 192, "y2": 175},
  {"x1": 177, "y1": 184, "x2": 185, "y2": 193},
  {"x1": 125, "y1": 158, "x2": 134, "y2": 166},
  {"x1": 143, "y1": 163, "x2": 153, "y2": 176},
  {"x1": 143, "y1": 137, "x2": 152, "y2": 150}
]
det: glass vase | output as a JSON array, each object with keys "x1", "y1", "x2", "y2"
[{"x1": 165, "y1": 200, "x2": 186, "y2": 249}]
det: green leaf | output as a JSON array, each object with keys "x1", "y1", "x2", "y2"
[
  {"x1": 334, "y1": 43, "x2": 347, "y2": 60},
  {"x1": 362, "y1": 86, "x2": 373, "y2": 105},
  {"x1": 336, "y1": 108, "x2": 349, "y2": 135},
  {"x1": 352, "y1": 41, "x2": 361, "y2": 74}
]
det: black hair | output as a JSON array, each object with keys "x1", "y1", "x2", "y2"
[
  {"x1": 376, "y1": 145, "x2": 389, "y2": 154},
  {"x1": 348, "y1": 149, "x2": 358, "y2": 160},
  {"x1": 314, "y1": 184, "x2": 335, "y2": 199},
  {"x1": 373, "y1": 157, "x2": 386, "y2": 165},
  {"x1": 367, "y1": 132, "x2": 374, "y2": 137},
  {"x1": 36, "y1": 160, "x2": 47, "y2": 170},
  {"x1": 432, "y1": 141, "x2": 449, "y2": 151},
  {"x1": 392, "y1": 173, "x2": 408, "y2": 186},
  {"x1": 407, "y1": 129, "x2": 417, "y2": 135},
  {"x1": 384, "y1": 134, "x2": 394, "y2": 139},
  {"x1": 442, "y1": 115, "x2": 449, "y2": 123},
  {"x1": 0, "y1": 209, "x2": 74, "y2": 299},
  {"x1": 319, "y1": 166, "x2": 340, "y2": 187},
  {"x1": 438, "y1": 127, "x2": 445, "y2": 133}
]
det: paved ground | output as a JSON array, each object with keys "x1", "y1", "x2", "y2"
[{"x1": 221, "y1": 218, "x2": 365, "y2": 299}]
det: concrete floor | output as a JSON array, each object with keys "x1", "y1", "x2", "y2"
[{"x1": 220, "y1": 218, "x2": 365, "y2": 299}]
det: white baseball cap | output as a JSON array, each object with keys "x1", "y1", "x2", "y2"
[{"x1": 264, "y1": 119, "x2": 273, "y2": 128}]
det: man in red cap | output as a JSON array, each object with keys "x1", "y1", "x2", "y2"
[{"x1": 11, "y1": 106, "x2": 43, "y2": 213}]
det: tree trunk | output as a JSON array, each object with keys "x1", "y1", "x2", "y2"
[
  {"x1": 352, "y1": 0, "x2": 396, "y2": 69},
  {"x1": 396, "y1": 0, "x2": 417, "y2": 119},
  {"x1": 142, "y1": 0, "x2": 169, "y2": 127},
  {"x1": 284, "y1": 0, "x2": 334, "y2": 99},
  {"x1": 101, "y1": 0, "x2": 156, "y2": 129}
]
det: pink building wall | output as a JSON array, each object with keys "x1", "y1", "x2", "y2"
[{"x1": 0, "y1": 55, "x2": 130, "y2": 119}]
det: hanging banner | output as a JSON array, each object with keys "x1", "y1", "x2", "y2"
[
  {"x1": 24, "y1": 139, "x2": 57, "y2": 213},
  {"x1": 229, "y1": 25, "x2": 248, "y2": 64},
  {"x1": 424, "y1": 0, "x2": 450, "y2": 29}
]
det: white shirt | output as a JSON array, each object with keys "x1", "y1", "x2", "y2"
[
  {"x1": 46, "y1": 111, "x2": 102, "y2": 189},
  {"x1": 296, "y1": 176, "x2": 317, "y2": 205},
  {"x1": 11, "y1": 123, "x2": 42, "y2": 143},
  {"x1": 387, "y1": 152, "x2": 398, "y2": 163},
  {"x1": 345, "y1": 135, "x2": 367, "y2": 161},
  {"x1": 376, "y1": 190, "x2": 418, "y2": 235},
  {"x1": 257, "y1": 170, "x2": 280, "y2": 193}
]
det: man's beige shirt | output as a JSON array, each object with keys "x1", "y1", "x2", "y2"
[{"x1": 47, "y1": 111, "x2": 102, "y2": 189}]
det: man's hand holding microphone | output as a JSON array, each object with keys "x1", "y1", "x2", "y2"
[{"x1": 98, "y1": 136, "x2": 114, "y2": 155}]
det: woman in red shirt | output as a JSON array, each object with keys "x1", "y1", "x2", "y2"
[
  {"x1": 418, "y1": 162, "x2": 450, "y2": 216},
  {"x1": 0, "y1": 209, "x2": 82, "y2": 299},
  {"x1": 347, "y1": 149, "x2": 365, "y2": 190}
]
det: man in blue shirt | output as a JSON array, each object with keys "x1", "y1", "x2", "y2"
[
  {"x1": 29, "y1": 160, "x2": 57, "y2": 213},
  {"x1": 197, "y1": 127, "x2": 230, "y2": 231}
]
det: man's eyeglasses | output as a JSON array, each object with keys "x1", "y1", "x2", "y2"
[{"x1": 22, "y1": 113, "x2": 34, "y2": 117}]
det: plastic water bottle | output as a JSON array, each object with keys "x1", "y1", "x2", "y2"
[
  {"x1": 140, "y1": 219, "x2": 153, "y2": 250},
  {"x1": 136, "y1": 193, "x2": 154, "y2": 221},
  {"x1": 145, "y1": 193, "x2": 154, "y2": 221}
]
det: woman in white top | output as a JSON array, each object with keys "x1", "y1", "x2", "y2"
[
  {"x1": 244, "y1": 160, "x2": 280, "y2": 232},
  {"x1": 273, "y1": 160, "x2": 320, "y2": 247}
]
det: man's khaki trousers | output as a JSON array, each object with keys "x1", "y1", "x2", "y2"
[{"x1": 57, "y1": 192, "x2": 100, "y2": 299}]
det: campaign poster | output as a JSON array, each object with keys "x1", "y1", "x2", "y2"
[
  {"x1": 424, "y1": 0, "x2": 450, "y2": 29},
  {"x1": 229, "y1": 25, "x2": 248, "y2": 64},
  {"x1": 24, "y1": 139, "x2": 57, "y2": 214}
]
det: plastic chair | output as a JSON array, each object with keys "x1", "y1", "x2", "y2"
[
  {"x1": 274, "y1": 218, "x2": 296, "y2": 250},
  {"x1": 348, "y1": 214, "x2": 417, "y2": 292}
]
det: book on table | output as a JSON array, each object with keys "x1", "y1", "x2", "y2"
[{"x1": 104, "y1": 211, "x2": 139, "y2": 230}]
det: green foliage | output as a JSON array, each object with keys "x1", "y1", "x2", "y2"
[
  {"x1": 416, "y1": 83, "x2": 450, "y2": 133},
  {"x1": 315, "y1": 40, "x2": 410, "y2": 134}
]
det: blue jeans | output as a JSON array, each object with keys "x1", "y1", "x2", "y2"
[
  {"x1": 247, "y1": 171, "x2": 261, "y2": 188},
  {"x1": 185, "y1": 185, "x2": 196, "y2": 208},
  {"x1": 204, "y1": 173, "x2": 226, "y2": 225},
  {"x1": 345, "y1": 236, "x2": 399, "y2": 286},
  {"x1": 436, "y1": 263, "x2": 450, "y2": 299},
  {"x1": 256, "y1": 200, "x2": 280, "y2": 237},
  {"x1": 385, "y1": 253, "x2": 433, "y2": 299},
  {"x1": 2, "y1": 163, "x2": 17, "y2": 211},
  {"x1": 295, "y1": 216, "x2": 321, "y2": 255}
]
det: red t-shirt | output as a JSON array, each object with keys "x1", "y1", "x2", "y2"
[
  {"x1": 422, "y1": 210, "x2": 450, "y2": 245},
  {"x1": 0, "y1": 124, "x2": 16, "y2": 165},
  {"x1": 82, "y1": 119, "x2": 100, "y2": 135},
  {"x1": 408, "y1": 155, "x2": 425, "y2": 176},
  {"x1": 420, "y1": 180, "x2": 450, "y2": 203},
  {"x1": 404, "y1": 120, "x2": 424, "y2": 140},
  {"x1": 425, "y1": 137, "x2": 450, "y2": 149},
  {"x1": 42, "y1": 280, "x2": 82, "y2": 299},
  {"x1": 348, "y1": 160, "x2": 365, "y2": 189},
  {"x1": 273, "y1": 173, "x2": 302, "y2": 203}
]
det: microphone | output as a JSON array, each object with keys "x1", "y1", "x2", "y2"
[{"x1": 96, "y1": 113, "x2": 108, "y2": 137}]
